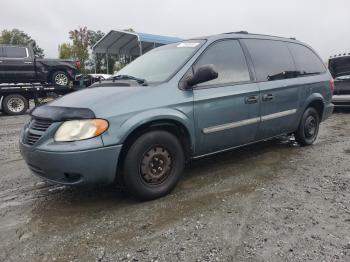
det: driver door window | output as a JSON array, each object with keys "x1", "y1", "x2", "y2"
[{"x1": 193, "y1": 40, "x2": 251, "y2": 87}]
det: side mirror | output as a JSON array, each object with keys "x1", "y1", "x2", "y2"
[{"x1": 186, "y1": 64, "x2": 218, "y2": 87}]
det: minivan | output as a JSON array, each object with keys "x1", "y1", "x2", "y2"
[{"x1": 19, "y1": 32, "x2": 334, "y2": 200}]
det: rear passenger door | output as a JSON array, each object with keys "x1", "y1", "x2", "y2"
[
  {"x1": 243, "y1": 39, "x2": 299, "y2": 139},
  {"x1": 2, "y1": 46, "x2": 35, "y2": 82},
  {"x1": 192, "y1": 40, "x2": 260, "y2": 155}
]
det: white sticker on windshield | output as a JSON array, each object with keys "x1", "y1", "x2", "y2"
[{"x1": 177, "y1": 42, "x2": 200, "y2": 48}]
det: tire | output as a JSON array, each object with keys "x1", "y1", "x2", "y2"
[
  {"x1": 51, "y1": 71, "x2": 70, "y2": 87},
  {"x1": 123, "y1": 130, "x2": 185, "y2": 200},
  {"x1": 2, "y1": 94, "x2": 29, "y2": 115},
  {"x1": 294, "y1": 107, "x2": 320, "y2": 146}
]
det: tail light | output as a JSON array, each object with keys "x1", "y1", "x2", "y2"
[
  {"x1": 75, "y1": 60, "x2": 81, "y2": 71},
  {"x1": 330, "y1": 79, "x2": 335, "y2": 94}
]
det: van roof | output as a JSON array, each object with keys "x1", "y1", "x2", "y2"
[{"x1": 191, "y1": 31, "x2": 301, "y2": 43}]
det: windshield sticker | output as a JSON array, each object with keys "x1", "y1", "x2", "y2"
[{"x1": 177, "y1": 42, "x2": 200, "y2": 48}]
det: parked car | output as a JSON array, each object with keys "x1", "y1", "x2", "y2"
[
  {"x1": 19, "y1": 32, "x2": 334, "y2": 200},
  {"x1": 328, "y1": 54, "x2": 350, "y2": 107},
  {"x1": 0, "y1": 45, "x2": 80, "y2": 87}
]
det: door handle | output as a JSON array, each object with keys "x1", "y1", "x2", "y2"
[
  {"x1": 0, "y1": 61, "x2": 3, "y2": 63},
  {"x1": 24, "y1": 61, "x2": 33, "y2": 64},
  {"x1": 262, "y1": 94, "x2": 274, "y2": 101},
  {"x1": 245, "y1": 95, "x2": 259, "y2": 104}
]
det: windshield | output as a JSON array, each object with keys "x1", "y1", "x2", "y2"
[{"x1": 114, "y1": 40, "x2": 205, "y2": 83}]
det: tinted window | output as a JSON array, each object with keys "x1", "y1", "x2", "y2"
[
  {"x1": 288, "y1": 43, "x2": 326, "y2": 74},
  {"x1": 243, "y1": 39, "x2": 296, "y2": 82},
  {"x1": 194, "y1": 40, "x2": 250, "y2": 86},
  {"x1": 4, "y1": 46, "x2": 27, "y2": 58}
]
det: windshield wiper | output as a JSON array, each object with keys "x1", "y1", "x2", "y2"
[
  {"x1": 108, "y1": 75, "x2": 148, "y2": 85},
  {"x1": 298, "y1": 71, "x2": 321, "y2": 77}
]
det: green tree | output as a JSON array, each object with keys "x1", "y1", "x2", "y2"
[
  {"x1": 58, "y1": 43, "x2": 73, "y2": 59},
  {"x1": 0, "y1": 29, "x2": 44, "y2": 57},
  {"x1": 87, "y1": 30, "x2": 105, "y2": 73},
  {"x1": 69, "y1": 27, "x2": 89, "y2": 72}
]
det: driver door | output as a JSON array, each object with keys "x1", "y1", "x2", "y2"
[{"x1": 192, "y1": 40, "x2": 261, "y2": 155}]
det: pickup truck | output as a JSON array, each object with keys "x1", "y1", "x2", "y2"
[
  {"x1": 0, "y1": 45, "x2": 80, "y2": 87},
  {"x1": 328, "y1": 53, "x2": 350, "y2": 107}
]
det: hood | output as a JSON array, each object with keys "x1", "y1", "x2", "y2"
[
  {"x1": 50, "y1": 85, "x2": 149, "y2": 108},
  {"x1": 328, "y1": 56, "x2": 350, "y2": 79},
  {"x1": 45, "y1": 85, "x2": 155, "y2": 118}
]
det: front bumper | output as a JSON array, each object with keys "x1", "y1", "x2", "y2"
[
  {"x1": 20, "y1": 142, "x2": 122, "y2": 185},
  {"x1": 332, "y1": 95, "x2": 350, "y2": 107}
]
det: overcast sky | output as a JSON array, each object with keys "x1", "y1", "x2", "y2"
[{"x1": 1, "y1": 0, "x2": 349, "y2": 60}]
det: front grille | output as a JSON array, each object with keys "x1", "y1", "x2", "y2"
[
  {"x1": 25, "y1": 133, "x2": 42, "y2": 145},
  {"x1": 24, "y1": 119, "x2": 53, "y2": 146},
  {"x1": 31, "y1": 119, "x2": 52, "y2": 131}
]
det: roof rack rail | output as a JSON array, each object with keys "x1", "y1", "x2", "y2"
[
  {"x1": 224, "y1": 31, "x2": 249, "y2": 34},
  {"x1": 289, "y1": 37, "x2": 296, "y2": 40}
]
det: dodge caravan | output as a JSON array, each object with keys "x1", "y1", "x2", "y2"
[{"x1": 19, "y1": 32, "x2": 334, "y2": 200}]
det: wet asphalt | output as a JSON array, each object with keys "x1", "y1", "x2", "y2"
[{"x1": 0, "y1": 109, "x2": 349, "y2": 262}]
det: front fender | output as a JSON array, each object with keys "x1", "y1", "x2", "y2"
[{"x1": 102, "y1": 108, "x2": 195, "y2": 149}]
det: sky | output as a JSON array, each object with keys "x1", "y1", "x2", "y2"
[{"x1": 1, "y1": 0, "x2": 349, "y2": 60}]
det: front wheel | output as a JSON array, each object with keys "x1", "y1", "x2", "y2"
[
  {"x1": 294, "y1": 107, "x2": 320, "y2": 146},
  {"x1": 122, "y1": 130, "x2": 185, "y2": 200},
  {"x1": 2, "y1": 94, "x2": 29, "y2": 115},
  {"x1": 51, "y1": 71, "x2": 70, "y2": 87}
]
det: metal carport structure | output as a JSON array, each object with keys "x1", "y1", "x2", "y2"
[{"x1": 92, "y1": 30, "x2": 182, "y2": 73}]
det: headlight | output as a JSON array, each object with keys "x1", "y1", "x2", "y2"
[{"x1": 54, "y1": 119, "x2": 109, "y2": 142}]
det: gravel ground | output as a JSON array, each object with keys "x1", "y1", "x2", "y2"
[{"x1": 0, "y1": 110, "x2": 349, "y2": 262}]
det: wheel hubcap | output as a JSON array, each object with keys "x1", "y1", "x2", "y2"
[
  {"x1": 140, "y1": 146, "x2": 172, "y2": 185},
  {"x1": 7, "y1": 98, "x2": 24, "y2": 113},
  {"x1": 54, "y1": 74, "x2": 68, "y2": 86},
  {"x1": 305, "y1": 115, "x2": 317, "y2": 138}
]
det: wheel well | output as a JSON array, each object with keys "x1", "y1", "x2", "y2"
[
  {"x1": 308, "y1": 99, "x2": 324, "y2": 119},
  {"x1": 118, "y1": 120, "x2": 192, "y2": 170}
]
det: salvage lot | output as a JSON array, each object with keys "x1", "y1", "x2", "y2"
[{"x1": 0, "y1": 111, "x2": 350, "y2": 261}]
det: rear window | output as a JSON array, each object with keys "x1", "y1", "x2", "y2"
[
  {"x1": 243, "y1": 39, "x2": 296, "y2": 82},
  {"x1": 4, "y1": 46, "x2": 27, "y2": 58},
  {"x1": 328, "y1": 56, "x2": 350, "y2": 79},
  {"x1": 288, "y1": 43, "x2": 326, "y2": 75}
]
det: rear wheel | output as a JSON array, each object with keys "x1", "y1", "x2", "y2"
[
  {"x1": 122, "y1": 130, "x2": 185, "y2": 200},
  {"x1": 2, "y1": 94, "x2": 29, "y2": 115},
  {"x1": 294, "y1": 107, "x2": 320, "y2": 146},
  {"x1": 51, "y1": 71, "x2": 69, "y2": 87}
]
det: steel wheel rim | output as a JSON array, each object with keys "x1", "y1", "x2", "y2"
[
  {"x1": 7, "y1": 98, "x2": 24, "y2": 113},
  {"x1": 140, "y1": 146, "x2": 172, "y2": 185},
  {"x1": 304, "y1": 115, "x2": 317, "y2": 138},
  {"x1": 54, "y1": 74, "x2": 68, "y2": 86}
]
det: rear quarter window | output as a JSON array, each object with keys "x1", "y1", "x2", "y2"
[
  {"x1": 243, "y1": 39, "x2": 296, "y2": 82},
  {"x1": 288, "y1": 43, "x2": 326, "y2": 74},
  {"x1": 4, "y1": 46, "x2": 28, "y2": 58}
]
